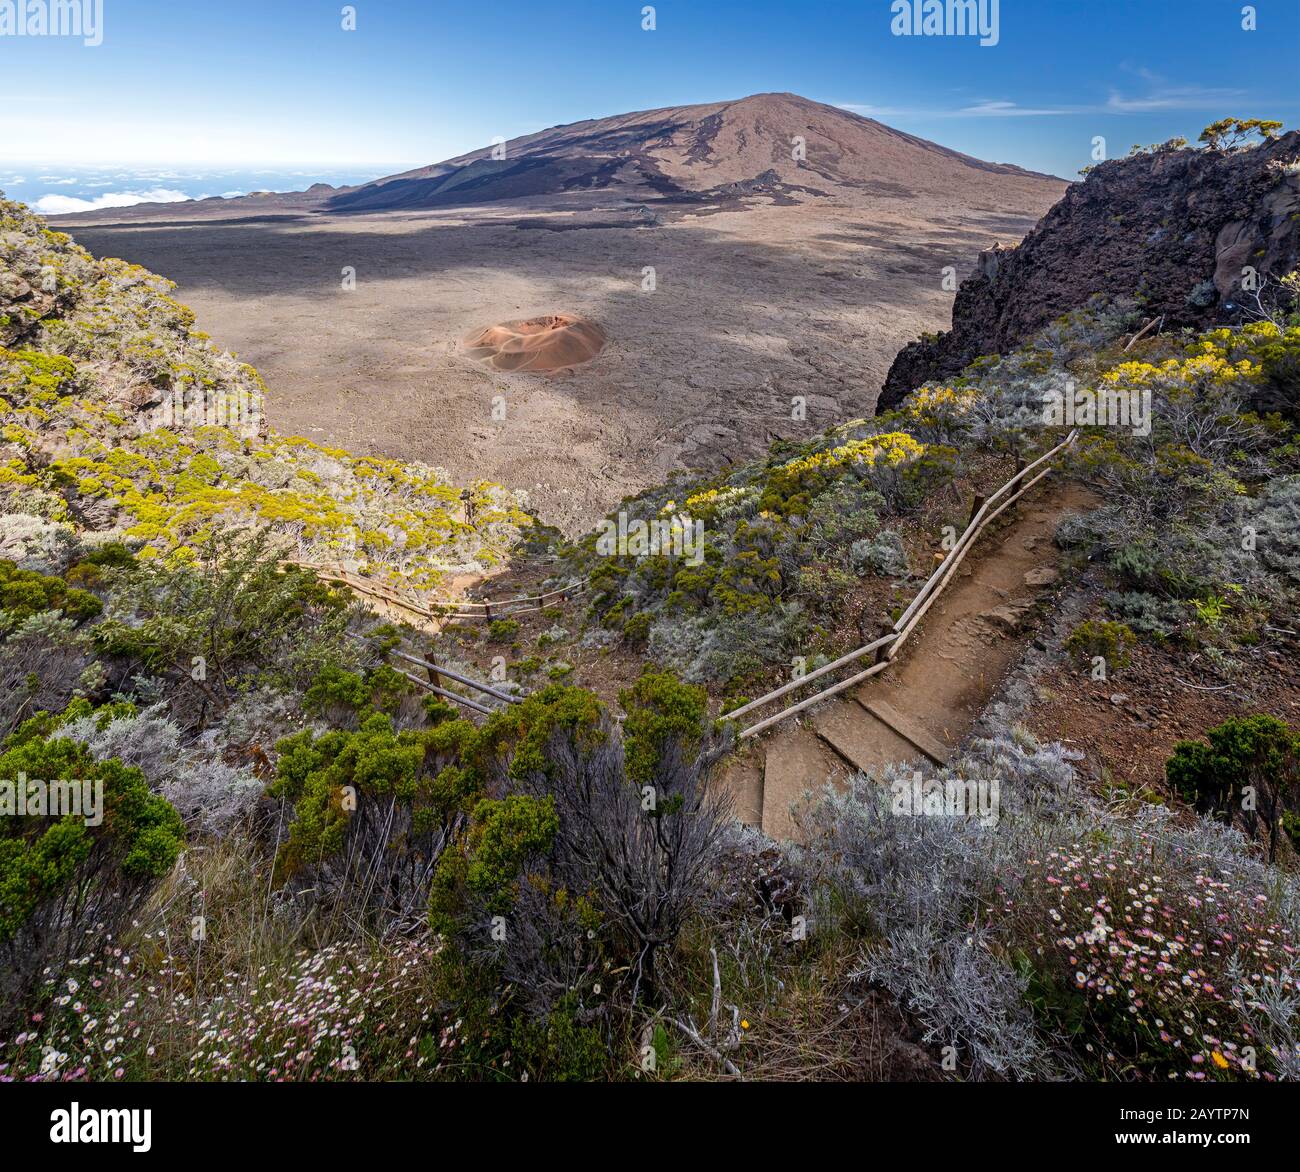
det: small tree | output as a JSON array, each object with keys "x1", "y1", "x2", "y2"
[
  {"x1": 1166, "y1": 714, "x2": 1300, "y2": 861},
  {"x1": 434, "y1": 678, "x2": 734, "y2": 1008},
  {"x1": 94, "y1": 532, "x2": 358, "y2": 730},
  {"x1": 1198, "y1": 117, "x2": 1285, "y2": 150},
  {"x1": 271, "y1": 705, "x2": 478, "y2": 923}
]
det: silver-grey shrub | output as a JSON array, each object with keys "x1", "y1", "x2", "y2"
[{"x1": 61, "y1": 703, "x2": 262, "y2": 836}]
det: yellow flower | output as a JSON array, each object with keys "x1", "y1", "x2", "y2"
[
  {"x1": 1211, "y1": 1051, "x2": 1229, "y2": 1069},
  {"x1": 740, "y1": 1020, "x2": 750, "y2": 1031},
  {"x1": 777, "y1": 430, "x2": 926, "y2": 480},
  {"x1": 905, "y1": 384, "x2": 977, "y2": 426}
]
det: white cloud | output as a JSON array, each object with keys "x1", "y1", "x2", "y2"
[
  {"x1": 840, "y1": 78, "x2": 1247, "y2": 123},
  {"x1": 33, "y1": 187, "x2": 192, "y2": 215},
  {"x1": 1105, "y1": 85, "x2": 1243, "y2": 113},
  {"x1": 957, "y1": 100, "x2": 1072, "y2": 117},
  {"x1": 840, "y1": 99, "x2": 1076, "y2": 120}
]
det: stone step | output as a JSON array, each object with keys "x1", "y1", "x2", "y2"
[
  {"x1": 813, "y1": 703, "x2": 919, "y2": 776},
  {"x1": 718, "y1": 748, "x2": 764, "y2": 828},
  {"x1": 761, "y1": 724, "x2": 848, "y2": 841},
  {"x1": 859, "y1": 697, "x2": 951, "y2": 766}
]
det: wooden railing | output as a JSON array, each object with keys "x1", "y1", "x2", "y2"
[
  {"x1": 439, "y1": 579, "x2": 590, "y2": 620},
  {"x1": 298, "y1": 429, "x2": 1076, "y2": 735},
  {"x1": 347, "y1": 631, "x2": 524, "y2": 716},
  {"x1": 290, "y1": 560, "x2": 587, "y2": 625},
  {"x1": 730, "y1": 430, "x2": 1078, "y2": 740}
]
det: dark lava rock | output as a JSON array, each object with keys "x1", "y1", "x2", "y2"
[{"x1": 878, "y1": 132, "x2": 1300, "y2": 414}]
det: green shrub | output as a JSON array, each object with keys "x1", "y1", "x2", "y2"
[
  {"x1": 488, "y1": 618, "x2": 519, "y2": 641},
  {"x1": 303, "y1": 664, "x2": 371, "y2": 718},
  {"x1": 620, "y1": 670, "x2": 710, "y2": 788},
  {"x1": 1065, "y1": 619, "x2": 1137, "y2": 671},
  {"x1": 429, "y1": 793, "x2": 558, "y2": 929},
  {"x1": 1102, "y1": 591, "x2": 1185, "y2": 639},
  {"x1": 1166, "y1": 714, "x2": 1300, "y2": 861},
  {"x1": 92, "y1": 533, "x2": 356, "y2": 727},
  {"x1": 270, "y1": 710, "x2": 479, "y2": 916},
  {"x1": 0, "y1": 730, "x2": 182, "y2": 1014},
  {"x1": 0, "y1": 560, "x2": 102, "y2": 624},
  {"x1": 621, "y1": 611, "x2": 651, "y2": 645},
  {"x1": 470, "y1": 684, "x2": 607, "y2": 785},
  {"x1": 77, "y1": 542, "x2": 136, "y2": 569}
]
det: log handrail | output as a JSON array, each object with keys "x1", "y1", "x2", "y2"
[
  {"x1": 346, "y1": 632, "x2": 523, "y2": 709},
  {"x1": 291, "y1": 558, "x2": 589, "y2": 621},
  {"x1": 888, "y1": 430, "x2": 1076, "y2": 660},
  {"x1": 440, "y1": 580, "x2": 590, "y2": 614},
  {"x1": 385, "y1": 647, "x2": 522, "y2": 704},
  {"x1": 392, "y1": 667, "x2": 493, "y2": 716},
  {"x1": 890, "y1": 429, "x2": 1077, "y2": 641},
  {"x1": 734, "y1": 430, "x2": 1077, "y2": 739},
  {"x1": 722, "y1": 632, "x2": 899, "y2": 723}
]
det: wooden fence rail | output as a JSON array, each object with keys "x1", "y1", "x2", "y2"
[
  {"x1": 290, "y1": 559, "x2": 589, "y2": 624},
  {"x1": 392, "y1": 667, "x2": 494, "y2": 716},
  {"x1": 299, "y1": 429, "x2": 1077, "y2": 737},
  {"x1": 732, "y1": 430, "x2": 1078, "y2": 740},
  {"x1": 441, "y1": 580, "x2": 590, "y2": 618},
  {"x1": 347, "y1": 631, "x2": 523, "y2": 715}
]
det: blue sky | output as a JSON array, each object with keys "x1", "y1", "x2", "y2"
[{"x1": 2, "y1": 0, "x2": 1298, "y2": 200}]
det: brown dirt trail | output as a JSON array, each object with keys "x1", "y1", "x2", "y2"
[{"x1": 722, "y1": 481, "x2": 1095, "y2": 839}]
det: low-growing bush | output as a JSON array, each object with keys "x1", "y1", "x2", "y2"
[
  {"x1": 1102, "y1": 590, "x2": 1186, "y2": 639},
  {"x1": 1065, "y1": 619, "x2": 1137, "y2": 671},
  {"x1": 0, "y1": 727, "x2": 183, "y2": 1017},
  {"x1": 1167, "y1": 713, "x2": 1300, "y2": 861}
]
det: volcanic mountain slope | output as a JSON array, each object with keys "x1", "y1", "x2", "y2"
[
  {"x1": 326, "y1": 92, "x2": 1060, "y2": 213},
  {"x1": 54, "y1": 93, "x2": 1066, "y2": 531}
]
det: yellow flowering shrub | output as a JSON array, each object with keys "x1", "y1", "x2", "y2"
[
  {"x1": 776, "y1": 430, "x2": 926, "y2": 480},
  {"x1": 0, "y1": 196, "x2": 534, "y2": 597},
  {"x1": 905, "y1": 384, "x2": 979, "y2": 428}
]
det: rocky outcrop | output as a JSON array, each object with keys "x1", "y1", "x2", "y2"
[{"x1": 878, "y1": 132, "x2": 1300, "y2": 412}]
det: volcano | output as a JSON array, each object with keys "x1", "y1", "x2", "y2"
[
  {"x1": 327, "y1": 91, "x2": 1060, "y2": 213},
  {"x1": 54, "y1": 93, "x2": 1067, "y2": 532}
]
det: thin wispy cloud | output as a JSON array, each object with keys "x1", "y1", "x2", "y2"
[
  {"x1": 955, "y1": 100, "x2": 1075, "y2": 118},
  {"x1": 841, "y1": 81, "x2": 1248, "y2": 122},
  {"x1": 839, "y1": 100, "x2": 1081, "y2": 120},
  {"x1": 1105, "y1": 85, "x2": 1244, "y2": 113}
]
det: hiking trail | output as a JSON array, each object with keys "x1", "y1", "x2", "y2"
[{"x1": 722, "y1": 482, "x2": 1095, "y2": 839}]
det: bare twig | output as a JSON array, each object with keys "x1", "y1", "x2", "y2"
[
  {"x1": 1122, "y1": 314, "x2": 1164, "y2": 352},
  {"x1": 667, "y1": 1016, "x2": 743, "y2": 1079},
  {"x1": 709, "y1": 946, "x2": 722, "y2": 1037},
  {"x1": 1172, "y1": 676, "x2": 1236, "y2": 692}
]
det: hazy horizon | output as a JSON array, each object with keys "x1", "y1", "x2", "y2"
[{"x1": 4, "y1": 0, "x2": 1298, "y2": 216}]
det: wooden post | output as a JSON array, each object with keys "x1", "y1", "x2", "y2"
[
  {"x1": 484, "y1": 601, "x2": 493, "y2": 623},
  {"x1": 967, "y1": 493, "x2": 987, "y2": 528},
  {"x1": 424, "y1": 649, "x2": 444, "y2": 693},
  {"x1": 875, "y1": 618, "x2": 894, "y2": 664}
]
